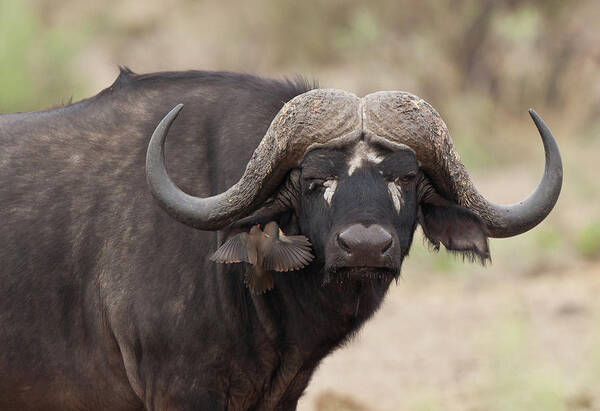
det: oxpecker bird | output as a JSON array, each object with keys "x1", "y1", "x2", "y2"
[{"x1": 211, "y1": 222, "x2": 314, "y2": 294}]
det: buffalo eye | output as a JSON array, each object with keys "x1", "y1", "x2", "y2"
[
  {"x1": 394, "y1": 171, "x2": 417, "y2": 185},
  {"x1": 305, "y1": 178, "x2": 326, "y2": 192}
]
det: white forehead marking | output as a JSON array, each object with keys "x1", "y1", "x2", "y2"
[
  {"x1": 323, "y1": 179, "x2": 338, "y2": 205},
  {"x1": 387, "y1": 182, "x2": 404, "y2": 213},
  {"x1": 347, "y1": 140, "x2": 384, "y2": 176}
]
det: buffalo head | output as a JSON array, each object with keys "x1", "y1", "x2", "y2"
[{"x1": 145, "y1": 89, "x2": 562, "y2": 283}]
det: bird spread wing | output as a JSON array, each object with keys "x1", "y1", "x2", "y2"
[
  {"x1": 210, "y1": 233, "x2": 250, "y2": 264},
  {"x1": 263, "y1": 234, "x2": 314, "y2": 272}
]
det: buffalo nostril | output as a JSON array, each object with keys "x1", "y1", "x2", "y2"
[
  {"x1": 382, "y1": 237, "x2": 393, "y2": 254},
  {"x1": 337, "y1": 233, "x2": 352, "y2": 254}
]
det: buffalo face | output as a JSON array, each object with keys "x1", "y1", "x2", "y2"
[
  {"x1": 295, "y1": 138, "x2": 493, "y2": 284},
  {"x1": 297, "y1": 142, "x2": 419, "y2": 280}
]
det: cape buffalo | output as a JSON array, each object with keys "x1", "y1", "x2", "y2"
[{"x1": 0, "y1": 69, "x2": 562, "y2": 410}]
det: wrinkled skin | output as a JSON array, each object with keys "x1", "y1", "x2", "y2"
[{"x1": 0, "y1": 70, "x2": 488, "y2": 410}]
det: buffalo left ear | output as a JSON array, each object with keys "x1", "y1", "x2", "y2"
[
  {"x1": 232, "y1": 205, "x2": 289, "y2": 229},
  {"x1": 232, "y1": 169, "x2": 301, "y2": 230},
  {"x1": 418, "y1": 202, "x2": 490, "y2": 264}
]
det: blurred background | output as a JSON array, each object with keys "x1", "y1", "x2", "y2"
[{"x1": 1, "y1": 0, "x2": 599, "y2": 409}]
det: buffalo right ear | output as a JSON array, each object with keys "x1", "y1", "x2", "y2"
[
  {"x1": 416, "y1": 172, "x2": 490, "y2": 264},
  {"x1": 417, "y1": 172, "x2": 490, "y2": 263},
  {"x1": 418, "y1": 202, "x2": 490, "y2": 263}
]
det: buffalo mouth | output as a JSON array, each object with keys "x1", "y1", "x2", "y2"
[{"x1": 323, "y1": 266, "x2": 399, "y2": 286}]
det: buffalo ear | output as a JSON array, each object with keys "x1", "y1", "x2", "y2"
[
  {"x1": 232, "y1": 205, "x2": 287, "y2": 229},
  {"x1": 418, "y1": 202, "x2": 490, "y2": 264},
  {"x1": 232, "y1": 169, "x2": 301, "y2": 230},
  {"x1": 233, "y1": 209, "x2": 300, "y2": 234}
]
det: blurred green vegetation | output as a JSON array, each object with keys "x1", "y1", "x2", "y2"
[
  {"x1": 3, "y1": 0, "x2": 599, "y2": 125},
  {"x1": 576, "y1": 220, "x2": 600, "y2": 260},
  {"x1": 0, "y1": 1, "x2": 88, "y2": 111}
]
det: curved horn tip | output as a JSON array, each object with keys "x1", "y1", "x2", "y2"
[
  {"x1": 167, "y1": 103, "x2": 184, "y2": 120},
  {"x1": 528, "y1": 108, "x2": 551, "y2": 135},
  {"x1": 147, "y1": 103, "x2": 185, "y2": 158},
  {"x1": 528, "y1": 108, "x2": 540, "y2": 122},
  {"x1": 150, "y1": 104, "x2": 185, "y2": 141}
]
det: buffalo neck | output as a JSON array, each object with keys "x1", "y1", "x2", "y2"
[{"x1": 215, "y1": 262, "x2": 392, "y2": 408}]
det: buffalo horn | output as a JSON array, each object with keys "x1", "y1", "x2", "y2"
[
  {"x1": 146, "y1": 90, "x2": 361, "y2": 230},
  {"x1": 362, "y1": 91, "x2": 563, "y2": 238}
]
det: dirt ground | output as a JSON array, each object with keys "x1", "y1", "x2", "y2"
[{"x1": 299, "y1": 260, "x2": 600, "y2": 411}]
